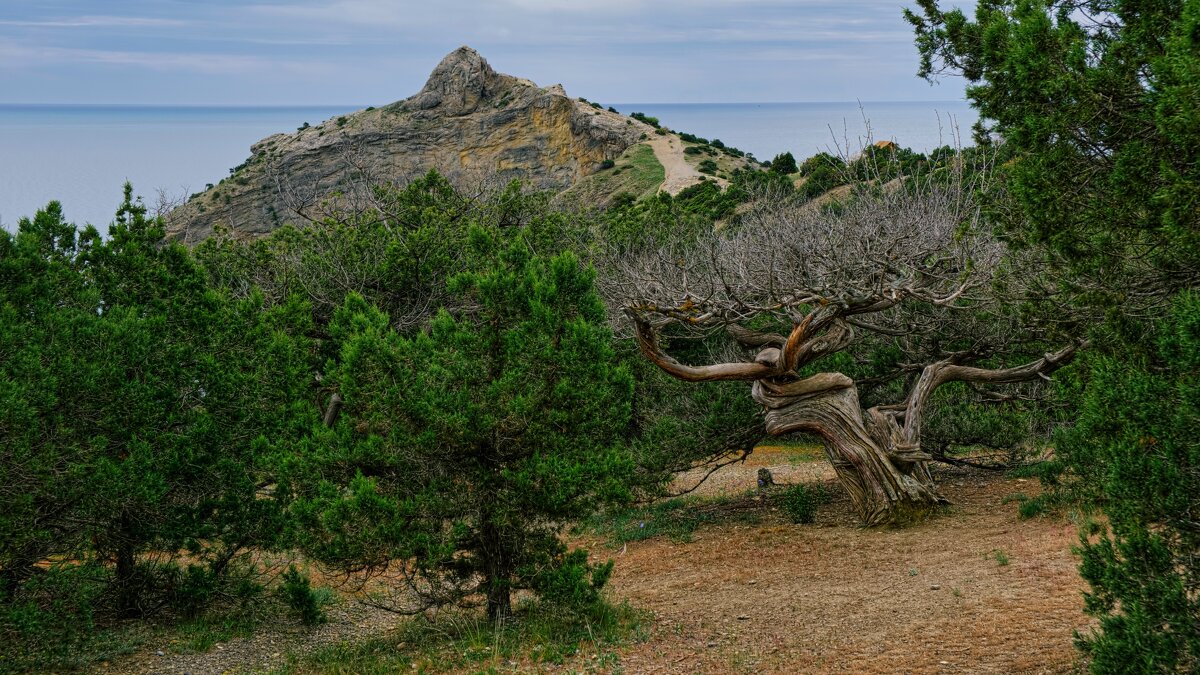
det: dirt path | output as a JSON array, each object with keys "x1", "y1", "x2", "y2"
[
  {"x1": 648, "y1": 135, "x2": 705, "y2": 195},
  {"x1": 584, "y1": 457, "x2": 1092, "y2": 674}
]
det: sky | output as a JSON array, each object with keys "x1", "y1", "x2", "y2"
[{"x1": 0, "y1": 1, "x2": 972, "y2": 105}]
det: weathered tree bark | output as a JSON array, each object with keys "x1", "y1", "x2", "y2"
[
  {"x1": 628, "y1": 311, "x2": 1084, "y2": 526},
  {"x1": 753, "y1": 374, "x2": 948, "y2": 525},
  {"x1": 485, "y1": 577, "x2": 512, "y2": 622},
  {"x1": 114, "y1": 511, "x2": 141, "y2": 619},
  {"x1": 635, "y1": 316, "x2": 946, "y2": 524},
  {"x1": 323, "y1": 392, "x2": 344, "y2": 427},
  {"x1": 480, "y1": 515, "x2": 513, "y2": 622}
]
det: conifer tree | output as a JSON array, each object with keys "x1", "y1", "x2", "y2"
[
  {"x1": 907, "y1": 2, "x2": 1200, "y2": 667},
  {"x1": 0, "y1": 186, "x2": 312, "y2": 619},
  {"x1": 285, "y1": 228, "x2": 635, "y2": 620}
]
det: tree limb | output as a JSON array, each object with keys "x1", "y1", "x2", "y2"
[{"x1": 902, "y1": 339, "x2": 1088, "y2": 444}]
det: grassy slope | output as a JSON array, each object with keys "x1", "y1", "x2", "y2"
[{"x1": 560, "y1": 143, "x2": 665, "y2": 206}]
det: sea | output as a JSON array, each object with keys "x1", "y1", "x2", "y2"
[{"x1": 0, "y1": 101, "x2": 977, "y2": 234}]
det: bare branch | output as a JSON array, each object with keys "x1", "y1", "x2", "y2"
[
  {"x1": 631, "y1": 314, "x2": 776, "y2": 382},
  {"x1": 901, "y1": 339, "x2": 1089, "y2": 444}
]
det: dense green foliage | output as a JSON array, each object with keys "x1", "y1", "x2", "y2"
[
  {"x1": 1059, "y1": 294, "x2": 1200, "y2": 670},
  {"x1": 283, "y1": 233, "x2": 636, "y2": 620},
  {"x1": 0, "y1": 187, "x2": 312, "y2": 666},
  {"x1": 907, "y1": 0, "x2": 1200, "y2": 301},
  {"x1": 768, "y1": 151, "x2": 798, "y2": 174},
  {"x1": 0, "y1": 181, "x2": 681, "y2": 670},
  {"x1": 909, "y1": 1, "x2": 1200, "y2": 668},
  {"x1": 629, "y1": 112, "x2": 660, "y2": 128}
]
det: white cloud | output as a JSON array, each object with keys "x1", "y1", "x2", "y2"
[
  {"x1": 0, "y1": 16, "x2": 185, "y2": 28},
  {"x1": 0, "y1": 0, "x2": 966, "y2": 104},
  {"x1": 243, "y1": 0, "x2": 436, "y2": 28},
  {"x1": 501, "y1": 0, "x2": 643, "y2": 11},
  {"x1": 0, "y1": 44, "x2": 328, "y2": 76}
]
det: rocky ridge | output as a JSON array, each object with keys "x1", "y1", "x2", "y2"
[{"x1": 166, "y1": 46, "x2": 654, "y2": 242}]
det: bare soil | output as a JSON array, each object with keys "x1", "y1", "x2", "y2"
[
  {"x1": 110, "y1": 447, "x2": 1092, "y2": 674},
  {"x1": 584, "y1": 446, "x2": 1092, "y2": 674},
  {"x1": 648, "y1": 135, "x2": 709, "y2": 195}
]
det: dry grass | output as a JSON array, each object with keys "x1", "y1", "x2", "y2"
[
  {"x1": 109, "y1": 447, "x2": 1092, "y2": 674},
  {"x1": 575, "y1": 448, "x2": 1092, "y2": 674}
]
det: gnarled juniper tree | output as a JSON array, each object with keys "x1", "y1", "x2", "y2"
[{"x1": 608, "y1": 167, "x2": 1084, "y2": 526}]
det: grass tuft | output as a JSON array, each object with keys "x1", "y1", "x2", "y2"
[
  {"x1": 779, "y1": 482, "x2": 831, "y2": 524},
  {"x1": 272, "y1": 598, "x2": 647, "y2": 674},
  {"x1": 576, "y1": 493, "x2": 763, "y2": 546},
  {"x1": 987, "y1": 548, "x2": 1011, "y2": 566}
]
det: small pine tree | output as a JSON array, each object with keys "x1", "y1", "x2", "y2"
[
  {"x1": 0, "y1": 186, "x2": 311, "y2": 619},
  {"x1": 286, "y1": 229, "x2": 635, "y2": 620}
]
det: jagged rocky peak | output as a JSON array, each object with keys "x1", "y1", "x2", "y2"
[
  {"x1": 165, "y1": 45, "x2": 654, "y2": 243},
  {"x1": 408, "y1": 46, "x2": 513, "y2": 115}
]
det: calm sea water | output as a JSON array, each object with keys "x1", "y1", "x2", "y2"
[
  {"x1": 0, "y1": 104, "x2": 359, "y2": 233},
  {"x1": 611, "y1": 101, "x2": 977, "y2": 161},
  {"x1": 0, "y1": 101, "x2": 976, "y2": 233}
]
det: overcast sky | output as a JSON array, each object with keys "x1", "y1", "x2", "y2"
[{"x1": 0, "y1": 1, "x2": 971, "y2": 105}]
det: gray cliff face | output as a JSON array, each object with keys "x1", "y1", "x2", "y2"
[
  {"x1": 407, "y1": 46, "x2": 506, "y2": 115},
  {"x1": 166, "y1": 46, "x2": 652, "y2": 242}
]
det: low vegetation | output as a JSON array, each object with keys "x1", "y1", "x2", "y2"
[
  {"x1": 578, "y1": 494, "x2": 766, "y2": 546},
  {"x1": 559, "y1": 142, "x2": 665, "y2": 205},
  {"x1": 779, "y1": 483, "x2": 831, "y2": 525},
  {"x1": 1, "y1": 3, "x2": 1196, "y2": 669},
  {"x1": 276, "y1": 599, "x2": 646, "y2": 674}
]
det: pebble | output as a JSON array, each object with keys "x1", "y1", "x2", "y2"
[
  {"x1": 156, "y1": 651, "x2": 165, "y2": 657},
  {"x1": 931, "y1": 584, "x2": 941, "y2": 590}
]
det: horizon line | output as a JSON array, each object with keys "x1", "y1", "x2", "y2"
[{"x1": 0, "y1": 99, "x2": 972, "y2": 108}]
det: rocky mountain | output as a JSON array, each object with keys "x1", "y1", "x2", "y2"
[{"x1": 165, "y1": 46, "x2": 655, "y2": 242}]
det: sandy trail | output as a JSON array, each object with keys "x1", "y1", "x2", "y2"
[
  {"x1": 648, "y1": 135, "x2": 705, "y2": 195},
  {"x1": 586, "y1": 456, "x2": 1092, "y2": 674}
]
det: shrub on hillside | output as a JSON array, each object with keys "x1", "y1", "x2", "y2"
[
  {"x1": 630, "y1": 112, "x2": 660, "y2": 128},
  {"x1": 769, "y1": 151, "x2": 798, "y2": 174}
]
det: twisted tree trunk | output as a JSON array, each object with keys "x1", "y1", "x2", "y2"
[
  {"x1": 753, "y1": 374, "x2": 947, "y2": 525},
  {"x1": 626, "y1": 312, "x2": 1083, "y2": 527}
]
